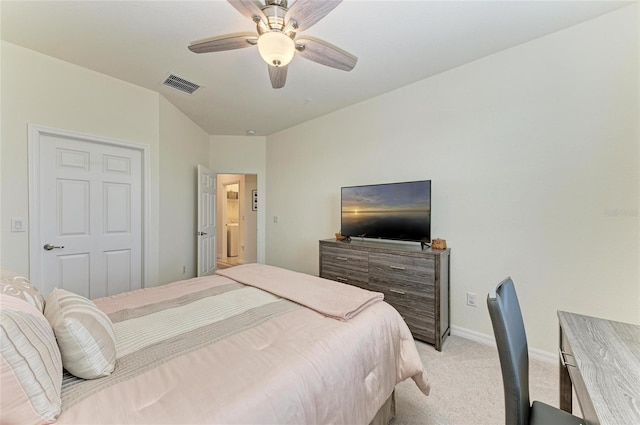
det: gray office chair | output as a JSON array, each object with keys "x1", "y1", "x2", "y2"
[{"x1": 487, "y1": 277, "x2": 583, "y2": 425}]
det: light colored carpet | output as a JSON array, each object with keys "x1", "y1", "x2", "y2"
[{"x1": 392, "y1": 336, "x2": 559, "y2": 425}]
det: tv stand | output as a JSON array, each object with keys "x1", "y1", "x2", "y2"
[
  {"x1": 319, "y1": 239, "x2": 450, "y2": 351},
  {"x1": 420, "y1": 241, "x2": 430, "y2": 250}
]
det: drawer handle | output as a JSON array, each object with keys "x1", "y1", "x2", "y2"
[
  {"x1": 336, "y1": 277, "x2": 348, "y2": 282},
  {"x1": 389, "y1": 288, "x2": 406, "y2": 295},
  {"x1": 559, "y1": 349, "x2": 576, "y2": 368},
  {"x1": 336, "y1": 256, "x2": 349, "y2": 261},
  {"x1": 389, "y1": 265, "x2": 406, "y2": 271}
]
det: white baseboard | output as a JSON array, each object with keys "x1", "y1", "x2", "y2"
[{"x1": 450, "y1": 325, "x2": 557, "y2": 364}]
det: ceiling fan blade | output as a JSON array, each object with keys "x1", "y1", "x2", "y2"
[
  {"x1": 268, "y1": 65, "x2": 288, "y2": 89},
  {"x1": 227, "y1": 0, "x2": 267, "y2": 24},
  {"x1": 285, "y1": 0, "x2": 342, "y2": 32},
  {"x1": 188, "y1": 33, "x2": 258, "y2": 54},
  {"x1": 295, "y1": 37, "x2": 357, "y2": 71}
]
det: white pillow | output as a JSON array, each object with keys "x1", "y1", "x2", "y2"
[
  {"x1": 0, "y1": 268, "x2": 46, "y2": 313},
  {"x1": 1, "y1": 294, "x2": 62, "y2": 425},
  {"x1": 44, "y1": 289, "x2": 116, "y2": 379}
]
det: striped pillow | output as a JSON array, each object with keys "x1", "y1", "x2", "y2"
[
  {"x1": 1, "y1": 295, "x2": 62, "y2": 425},
  {"x1": 44, "y1": 289, "x2": 116, "y2": 379},
  {"x1": 1, "y1": 268, "x2": 46, "y2": 313}
]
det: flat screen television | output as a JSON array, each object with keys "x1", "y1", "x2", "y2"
[{"x1": 341, "y1": 180, "x2": 431, "y2": 245}]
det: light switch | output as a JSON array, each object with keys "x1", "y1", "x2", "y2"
[{"x1": 11, "y1": 218, "x2": 26, "y2": 232}]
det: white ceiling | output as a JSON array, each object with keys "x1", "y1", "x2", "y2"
[{"x1": 1, "y1": 0, "x2": 632, "y2": 136}]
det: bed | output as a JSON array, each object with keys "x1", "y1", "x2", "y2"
[{"x1": 1, "y1": 264, "x2": 429, "y2": 424}]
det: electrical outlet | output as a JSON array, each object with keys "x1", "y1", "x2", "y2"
[{"x1": 467, "y1": 292, "x2": 478, "y2": 307}]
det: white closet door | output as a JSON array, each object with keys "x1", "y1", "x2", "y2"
[{"x1": 33, "y1": 130, "x2": 143, "y2": 298}]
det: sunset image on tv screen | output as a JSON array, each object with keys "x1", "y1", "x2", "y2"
[{"x1": 341, "y1": 181, "x2": 430, "y2": 241}]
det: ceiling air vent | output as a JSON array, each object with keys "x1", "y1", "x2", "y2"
[{"x1": 162, "y1": 74, "x2": 200, "y2": 94}]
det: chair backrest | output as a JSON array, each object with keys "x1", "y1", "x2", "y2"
[{"x1": 487, "y1": 277, "x2": 531, "y2": 425}]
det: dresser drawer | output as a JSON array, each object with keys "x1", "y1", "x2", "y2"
[
  {"x1": 371, "y1": 282, "x2": 436, "y2": 343},
  {"x1": 370, "y1": 282, "x2": 435, "y2": 321},
  {"x1": 320, "y1": 246, "x2": 369, "y2": 289},
  {"x1": 402, "y1": 309, "x2": 436, "y2": 343},
  {"x1": 369, "y1": 253, "x2": 434, "y2": 295}
]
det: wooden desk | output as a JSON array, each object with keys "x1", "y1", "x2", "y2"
[{"x1": 558, "y1": 311, "x2": 640, "y2": 425}]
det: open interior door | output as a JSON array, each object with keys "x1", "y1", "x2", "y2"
[{"x1": 197, "y1": 165, "x2": 217, "y2": 276}]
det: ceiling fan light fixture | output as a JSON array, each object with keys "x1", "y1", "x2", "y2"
[{"x1": 257, "y1": 31, "x2": 295, "y2": 67}]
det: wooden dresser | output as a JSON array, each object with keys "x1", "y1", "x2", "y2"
[{"x1": 319, "y1": 239, "x2": 450, "y2": 351}]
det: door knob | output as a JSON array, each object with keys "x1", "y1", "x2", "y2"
[
  {"x1": 43, "y1": 243, "x2": 64, "y2": 251},
  {"x1": 197, "y1": 232, "x2": 207, "y2": 236}
]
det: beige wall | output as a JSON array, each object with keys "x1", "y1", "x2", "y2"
[
  {"x1": 265, "y1": 5, "x2": 639, "y2": 354},
  {"x1": 210, "y1": 135, "x2": 267, "y2": 263},
  {"x1": 158, "y1": 97, "x2": 210, "y2": 285},
  {"x1": 1, "y1": 41, "x2": 209, "y2": 288}
]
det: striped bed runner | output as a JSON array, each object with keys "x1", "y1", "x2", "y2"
[{"x1": 61, "y1": 283, "x2": 300, "y2": 409}]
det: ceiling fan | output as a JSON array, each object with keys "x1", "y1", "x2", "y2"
[{"x1": 188, "y1": 0, "x2": 357, "y2": 89}]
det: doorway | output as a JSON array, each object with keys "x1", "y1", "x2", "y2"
[{"x1": 216, "y1": 174, "x2": 258, "y2": 269}]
